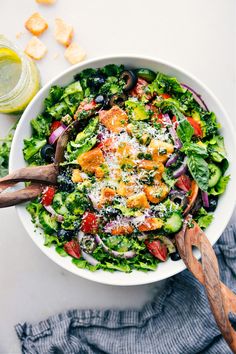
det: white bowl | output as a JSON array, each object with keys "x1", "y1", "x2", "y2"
[{"x1": 9, "y1": 55, "x2": 236, "y2": 286}]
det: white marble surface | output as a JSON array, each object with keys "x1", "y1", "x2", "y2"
[{"x1": 0, "y1": 0, "x2": 235, "y2": 353}]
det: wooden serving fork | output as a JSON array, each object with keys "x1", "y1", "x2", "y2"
[
  {"x1": 175, "y1": 216, "x2": 236, "y2": 353},
  {"x1": 0, "y1": 120, "x2": 80, "y2": 207}
]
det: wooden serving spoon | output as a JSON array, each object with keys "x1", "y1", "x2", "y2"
[{"x1": 175, "y1": 216, "x2": 236, "y2": 353}]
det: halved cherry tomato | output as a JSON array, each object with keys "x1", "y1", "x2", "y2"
[
  {"x1": 186, "y1": 117, "x2": 203, "y2": 138},
  {"x1": 41, "y1": 186, "x2": 56, "y2": 206},
  {"x1": 160, "y1": 93, "x2": 171, "y2": 99},
  {"x1": 64, "y1": 240, "x2": 81, "y2": 259},
  {"x1": 145, "y1": 240, "x2": 167, "y2": 262},
  {"x1": 50, "y1": 121, "x2": 62, "y2": 133},
  {"x1": 175, "y1": 174, "x2": 191, "y2": 192},
  {"x1": 81, "y1": 212, "x2": 99, "y2": 234}
]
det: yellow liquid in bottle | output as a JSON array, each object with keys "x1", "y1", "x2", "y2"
[{"x1": 0, "y1": 48, "x2": 22, "y2": 97}]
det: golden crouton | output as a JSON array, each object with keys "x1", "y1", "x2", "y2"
[
  {"x1": 138, "y1": 217, "x2": 163, "y2": 232},
  {"x1": 148, "y1": 140, "x2": 174, "y2": 163},
  {"x1": 72, "y1": 169, "x2": 83, "y2": 183},
  {"x1": 25, "y1": 13, "x2": 48, "y2": 36},
  {"x1": 111, "y1": 225, "x2": 134, "y2": 236},
  {"x1": 95, "y1": 167, "x2": 105, "y2": 179},
  {"x1": 25, "y1": 36, "x2": 47, "y2": 60},
  {"x1": 138, "y1": 160, "x2": 164, "y2": 172},
  {"x1": 99, "y1": 106, "x2": 128, "y2": 133},
  {"x1": 64, "y1": 43, "x2": 86, "y2": 65},
  {"x1": 36, "y1": 0, "x2": 56, "y2": 4},
  {"x1": 77, "y1": 148, "x2": 105, "y2": 173},
  {"x1": 99, "y1": 187, "x2": 116, "y2": 207},
  {"x1": 127, "y1": 193, "x2": 150, "y2": 209},
  {"x1": 137, "y1": 160, "x2": 164, "y2": 181},
  {"x1": 117, "y1": 181, "x2": 135, "y2": 197},
  {"x1": 144, "y1": 183, "x2": 169, "y2": 204},
  {"x1": 55, "y1": 18, "x2": 73, "y2": 46},
  {"x1": 126, "y1": 123, "x2": 133, "y2": 135},
  {"x1": 116, "y1": 142, "x2": 135, "y2": 168}
]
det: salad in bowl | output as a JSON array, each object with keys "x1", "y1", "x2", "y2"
[{"x1": 22, "y1": 63, "x2": 230, "y2": 274}]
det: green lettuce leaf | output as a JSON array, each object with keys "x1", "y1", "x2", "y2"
[
  {"x1": 209, "y1": 175, "x2": 230, "y2": 195},
  {"x1": 195, "y1": 207, "x2": 214, "y2": 229},
  {"x1": 23, "y1": 137, "x2": 46, "y2": 161},
  {"x1": 30, "y1": 114, "x2": 52, "y2": 138},
  {"x1": 149, "y1": 72, "x2": 186, "y2": 95},
  {"x1": 0, "y1": 130, "x2": 13, "y2": 177},
  {"x1": 207, "y1": 135, "x2": 227, "y2": 163},
  {"x1": 44, "y1": 86, "x2": 64, "y2": 109}
]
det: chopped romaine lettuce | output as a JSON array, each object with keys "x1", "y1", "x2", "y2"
[
  {"x1": 31, "y1": 114, "x2": 52, "y2": 138},
  {"x1": 209, "y1": 175, "x2": 230, "y2": 195},
  {"x1": 23, "y1": 137, "x2": 46, "y2": 161}
]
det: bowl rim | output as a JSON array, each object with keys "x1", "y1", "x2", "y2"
[{"x1": 9, "y1": 54, "x2": 236, "y2": 286}]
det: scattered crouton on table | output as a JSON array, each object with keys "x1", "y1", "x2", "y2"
[
  {"x1": 25, "y1": 12, "x2": 48, "y2": 36},
  {"x1": 25, "y1": 36, "x2": 47, "y2": 60}
]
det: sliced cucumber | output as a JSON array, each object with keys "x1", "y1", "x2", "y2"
[
  {"x1": 53, "y1": 193, "x2": 68, "y2": 216},
  {"x1": 208, "y1": 163, "x2": 222, "y2": 187},
  {"x1": 135, "y1": 68, "x2": 156, "y2": 83},
  {"x1": 164, "y1": 213, "x2": 183, "y2": 234},
  {"x1": 39, "y1": 210, "x2": 58, "y2": 234}
]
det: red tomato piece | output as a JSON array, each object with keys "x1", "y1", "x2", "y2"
[
  {"x1": 187, "y1": 117, "x2": 203, "y2": 138},
  {"x1": 41, "y1": 186, "x2": 56, "y2": 206},
  {"x1": 50, "y1": 121, "x2": 62, "y2": 133},
  {"x1": 175, "y1": 174, "x2": 192, "y2": 192},
  {"x1": 145, "y1": 240, "x2": 167, "y2": 262},
  {"x1": 160, "y1": 93, "x2": 171, "y2": 99},
  {"x1": 78, "y1": 99, "x2": 96, "y2": 113},
  {"x1": 97, "y1": 137, "x2": 116, "y2": 153},
  {"x1": 81, "y1": 212, "x2": 99, "y2": 234},
  {"x1": 130, "y1": 78, "x2": 150, "y2": 99},
  {"x1": 74, "y1": 99, "x2": 97, "y2": 119},
  {"x1": 64, "y1": 240, "x2": 81, "y2": 259}
]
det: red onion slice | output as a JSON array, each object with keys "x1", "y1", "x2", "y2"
[
  {"x1": 173, "y1": 156, "x2": 188, "y2": 178},
  {"x1": 166, "y1": 153, "x2": 178, "y2": 167},
  {"x1": 44, "y1": 205, "x2": 64, "y2": 222},
  {"x1": 95, "y1": 234, "x2": 136, "y2": 259},
  {"x1": 81, "y1": 250, "x2": 100, "y2": 266},
  {"x1": 201, "y1": 190, "x2": 209, "y2": 208},
  {"x1": 162, "y1": 114, "x2": 182, "y2": 149},
  {"x1": 49, "y1": 124, "x2": 66, "y2": 145},
  {"x1": 181, "y1": 84, "x2": 209, "y2": 111}
]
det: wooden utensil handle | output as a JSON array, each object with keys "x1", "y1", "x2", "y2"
[
  {"x1": 0, "y1": 183, "x2": 43, "y2": 207},
  {"x1": 175, "y1": 218, "x2": 236, "y2": 353},
  {"x1": 0, "y1": 164, "x2": 58, "y2": 185}
]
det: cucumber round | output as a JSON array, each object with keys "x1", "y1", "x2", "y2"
[
  {"x1": 208, "y1": 163, "x2": 222, "y2": 187},
  {"x1": 135, "y1": 68, "x2": 156, "y2": 83},
  {"x1": 164, "y1": 213, "x2": 183, "y2": 234},
  {"x1": 39, "y1": 210, "x2": 58, "y2": 234}
]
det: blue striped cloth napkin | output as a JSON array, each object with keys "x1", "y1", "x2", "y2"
[{"x1": 15, "y1": 225, "x2": 236, "y2": 354}]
